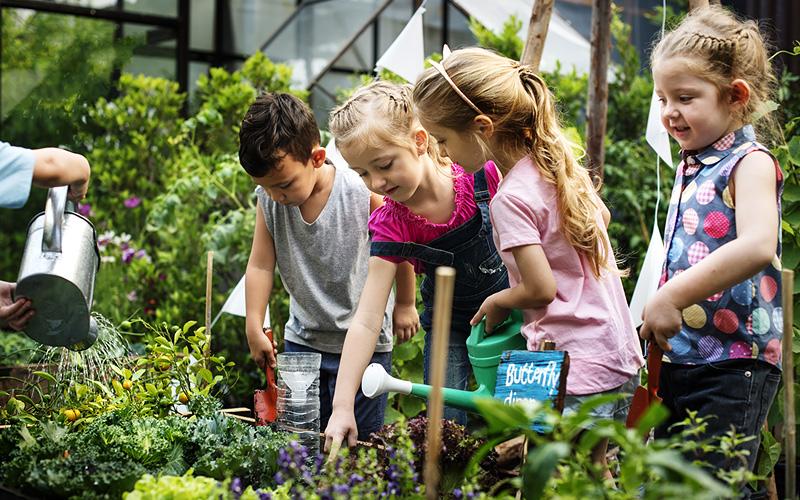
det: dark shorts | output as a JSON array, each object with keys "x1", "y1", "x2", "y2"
[
  {"x1": 655, "y1": 358, "x2": 780, "y2": 496},
  {"x1": 285, "y1": 341, "x2": 392, "y2": 442}
]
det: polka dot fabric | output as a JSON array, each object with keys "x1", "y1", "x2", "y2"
[{"x1": 660, "y1": 125, "x2": 784, "y2": 368}]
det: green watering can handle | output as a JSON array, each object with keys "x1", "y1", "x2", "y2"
[{"x1": 475, "y1": 309, "x2": 524, "y2": 341}]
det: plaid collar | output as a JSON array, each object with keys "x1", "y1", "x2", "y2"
[{"x1": 681, "y1": 125, "x2": 756, "y2": 175}]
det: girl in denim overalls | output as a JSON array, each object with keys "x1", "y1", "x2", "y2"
[
  {"x1": 642, "y1": 7, "x2": 783, "y2": 493},
  {"x1": 323, "y1": 81, "x2": 508, "y2": 450}
]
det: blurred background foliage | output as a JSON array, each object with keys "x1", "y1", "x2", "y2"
[{"x1": 1, "y1": 7, "x2": 798, "y2": 419}]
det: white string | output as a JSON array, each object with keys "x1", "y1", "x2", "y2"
[{"x1": 653, "y1": 0, "x2": 667, "y2": 233}]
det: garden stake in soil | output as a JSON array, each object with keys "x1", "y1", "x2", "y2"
[
  {"x1": 782, "y1": 268, "x2": 796, "y2": 499},
  {"x1": 425, "y1": 266, "x2": 455, "y2": 500}
]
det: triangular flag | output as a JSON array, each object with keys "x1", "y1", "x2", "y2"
[
  {"x1": 628, "y1": 223, "x2": 665, "y2": 328},
  {"x1": 210, "y1": 274, "x2": 269, "y2": 329},
  {"x1": 325, "y1": 137, "x2": 348, "y2": 169},
  {"x1": 374, "y1": 6, "x2": 426, "y2": 83},
  {"x1": 645, "y1": 89, "x2": 673, "y2": 168}
]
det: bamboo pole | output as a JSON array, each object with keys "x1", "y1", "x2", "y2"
[
  {"x1": 782, "y1": 269, "x2": 796, "y2": 500},
  {"x1": 520, "y1": 0, "x2": 555, "y2": 73},
  {"x1": 585, "y1": 0, "x2": 612, "y2": 183},
  {"x1": 424, "y1": 266, "x2": 456, "y2": 500}
]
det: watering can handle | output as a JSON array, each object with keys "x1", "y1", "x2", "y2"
[
  {"x1": 42, "y1": 186, "x2": 68, "y2": 253},
  {"x1": 476, "y1": 309, "x2": 523, "y2": 340}
]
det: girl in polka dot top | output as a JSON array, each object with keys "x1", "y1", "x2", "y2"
[{"x1": 641, "y1": 5, "x2": 783, "y2": 486}]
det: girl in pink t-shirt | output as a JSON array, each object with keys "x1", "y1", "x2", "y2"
[
  {"x1": 323, "y1": 81, "x2": 509, "y2": 451},
  {"x1": 413, "y1": 47, "x2": 644, "y2": 481}
]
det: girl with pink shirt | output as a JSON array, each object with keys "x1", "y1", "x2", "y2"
[
  {"x1": 413, "y1": 47, "x2": 644, "y2": 481},
  {"x1": 324, "y1": 81, "x2": 509, "y2": 451}
]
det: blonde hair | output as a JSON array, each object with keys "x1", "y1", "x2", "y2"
[
  {"x1": 651, "y1": 5, "x2": 777, "y2": 140},
  {"x1": 328, "y1": 80, "x2": 447, "y2": 168},
  {"x1": 413, "y1": 47, "x2": 616, "y2": 278}
]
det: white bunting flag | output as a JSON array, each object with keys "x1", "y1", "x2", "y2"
[
  {"x1": 374, "y1": 5, "x2": 426, "y2": 83},
  {"x1": 645, "y1": 89, "x2": 673, "y2": 168}
]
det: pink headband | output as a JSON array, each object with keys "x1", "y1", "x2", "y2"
[{"x1": 427, "y1": 45, "x2": 485, "y2": 116}]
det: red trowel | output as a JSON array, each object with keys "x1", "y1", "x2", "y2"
[
  {"x1": 254, "y1": 327, "x2": 278, "y2": 426},
  {"x1": 626, "y1": 343, "x2": 663, "y2": 432}
]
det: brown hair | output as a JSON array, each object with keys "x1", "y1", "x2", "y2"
[
  {"x1": 413, "y1": 47, "x2": 617, "y2": 278},
  {"x1": 650, "y1": 5, "x2": 777, "y2": 141},
  {"x1": 238, "y1": 92, "x2": 320, "y2": 177}
]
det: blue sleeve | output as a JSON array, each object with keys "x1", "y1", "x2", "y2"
[{"x1": 0, "y1": 142, "x2": 35, "y2": 208}]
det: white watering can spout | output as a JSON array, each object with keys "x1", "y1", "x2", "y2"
[{"x1": 361, "y1": 363, "x2": 412, "y2": 399}]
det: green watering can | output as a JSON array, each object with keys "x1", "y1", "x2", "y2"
[{"x1": 361, "y1": 310, "x2": 527, "y2": 413}]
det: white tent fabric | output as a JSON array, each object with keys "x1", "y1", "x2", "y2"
[
  {"x1": 375, "y1": 5, "x2": 427, "y2": 83},
  {"x1": 452, "y1": 0, "x2": 591, "y2": 75}
]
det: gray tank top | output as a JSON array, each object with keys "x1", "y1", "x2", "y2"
[{"x1": 256, "y1": 163, "x2": 394, "y2": 353}]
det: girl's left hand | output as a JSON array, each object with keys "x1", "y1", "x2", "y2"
[
  {"x1": 471, "y1": 294, "x2": 510, "y2": 333},
  {"x1": 639, "y1": 290, "x2": 682, "y2": 352},
  {"x1": 392, "y1": 302, "x2": 420, "y2": 344}
]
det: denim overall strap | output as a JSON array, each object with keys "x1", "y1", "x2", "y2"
[{"x1": 370, "y1": 241, "x2": 454, "y2": 267}]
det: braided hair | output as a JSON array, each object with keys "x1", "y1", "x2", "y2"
[{"x1": 650, "y1": 5, "x2": 777, "y2": 141}]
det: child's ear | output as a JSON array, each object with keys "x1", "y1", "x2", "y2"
[
  {"x1": 729, "y1": 79, "x2": 751, "y2": 112},
  {"x1": 414, "y1": 128, "x2": 429, "y2": 157},
  {"x1": 311, "y1": 146, "x2": 327, "y2": 168},
  {"x1": 474, "y1": 115, "x2": 495, "y2": 139}
]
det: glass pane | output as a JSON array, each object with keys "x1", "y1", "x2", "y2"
[
  {"x1": 230, "y1": 0, "x2": 297, "y2": 56},
  {"x1": 190, "y1": 0, "x2": 215, "y2": 51},
  {"x1": 261, "y1": 0, "x2": 384, "y2": 89},
  {"x1": 41, "y1": 0, "x2": 178, "y2": 17}
]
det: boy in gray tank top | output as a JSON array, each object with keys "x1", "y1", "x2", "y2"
[{"x1": 238, "y1": 93, "x2": 418, "y2": 441}]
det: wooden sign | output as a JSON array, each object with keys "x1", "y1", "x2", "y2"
[{"x1": 494, "y1": 350, "x2": 569, "y2": 415}]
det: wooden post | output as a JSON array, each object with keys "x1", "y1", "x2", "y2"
[
  {"x1": 520, "y1": 0, "x2": 555, "y2": 73},
  {"x1": 424, "y1": 266, "x2": 455, "y2": 500},
  {"x1": 206, "y1": 251, "x2": 213, "y2": 352},
  {"x1": 585, "y1": 0, "x2": 612, "y2": 183},
  {"x1": 782, "y1": 269, "x2": 796, "y2": 500}
]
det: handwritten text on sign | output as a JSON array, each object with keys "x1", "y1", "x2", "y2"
[{"x1": 494, "y1": 350, "x2": 567, "y2": 406}]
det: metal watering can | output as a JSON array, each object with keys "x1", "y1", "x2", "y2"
[
  {"x1": 14, "y1": 186, "x2": 100, "y2": 351},
  {"x1": 361, "y1": 309, "x2": 527, "y2": 413}
]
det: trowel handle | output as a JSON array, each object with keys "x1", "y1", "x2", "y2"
[
  {"x1": 43, "y1": 186, "x2": 68, "y2": 253},
  {"x1": 263, "y1": 327, "x2": 278, "y2": 389}
]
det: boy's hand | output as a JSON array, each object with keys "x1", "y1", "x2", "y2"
[
  {"x1": 392, "y1": 303, "x2": 420, "y2": 344},
  {"x1": 639, "y1": 291, "x2": 681, "y2": 352},
  {"x1": 324, "y1": 409, "x2": 359, "y2": 454},
  {"x1": 471, "y1": 293, "x2": 510, "y2": 333},
  {"x1": 247, "y1": 329, "x2": 278, "y2": 373}
]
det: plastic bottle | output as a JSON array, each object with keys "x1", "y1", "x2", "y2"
[{"x1": 276, "y1": 352, "x2": 321, "y2": 459}]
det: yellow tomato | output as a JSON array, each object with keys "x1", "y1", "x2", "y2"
[
  {"x1": 122, "y1": 380, "x2": 133, "y2": 390},
  {"x1": 178, "y1": 392, "x2": 189, "y2": 404},
  {"x1": 64, "y1": 409, "x2": 77, "y2": 421}
]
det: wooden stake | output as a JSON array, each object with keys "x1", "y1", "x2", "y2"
[
  {"x1": 782, "y1": 269, "x2": 796, "y2": 500},
  {"x1": 424, "y1": 266, "x2": 456, "y2": 500},
  {"x1": 206, "y1": 251, "x2": 213, "y2": 347},
  {"x1": 520, "y1": 0, "x2": 555, "y2": 73}
]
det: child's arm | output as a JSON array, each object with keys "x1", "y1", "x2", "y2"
[
  {"x1": 244, "y1": 203, "x2": 279, "y2": 371},
  {"x1": 640, "y1": 151, "x2": 779, "y2": 351},
  {"x1": 325, "y1": 256, "x2": 397, "y2": 451},
  {"x1": 392, "y1": 262, "x2": 419, "y2": 344},
  {"x1": 471, "y1": 244, "x2": 557, "y2": 332},
  {"x1": 31, "y1": 148, "x2": 91, "y2": 202}
]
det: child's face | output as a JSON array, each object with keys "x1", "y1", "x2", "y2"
[
  {"x1": 653, "y1": 57, "x2": 741, "y2": 153},
  {"x1": 341, "y1": 142, "x2": 424, "y2": 204},
  {"x1": 249, "y1": 152, "x2": 320, "y2": 207},
  {"x1": 419, "y1": 119, "x2": 486, "y2": 174}
]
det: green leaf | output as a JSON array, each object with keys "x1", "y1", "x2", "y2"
[
  {"x1": 146, "y1": 383, "x2": 158, "y2": 396},
  {"x1": 788, "y1": 136, "x2": 800, "y2": 166},
  {"x1": 521, "y1": 442, "x2": 571, "y2": 500},
  {"x1": 32, "y1": 371, "x2": 57, "y2": 384},
  {"x1": 474, "y1": 398, "x2": 532, "y2": 434},
  {"x1": 198, "y1": 368, "x2": 213, "y2": 384},
  {"x1": 783, "y1": 184, "x2": 800, "y2": 202}
]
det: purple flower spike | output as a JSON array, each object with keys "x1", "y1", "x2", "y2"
[
  {"x1": 122, "y1": 248, "x2": 136, "y2": 263},
  {"x1": 124, "y1": 196, "x2": 142, "y2": 208},
  {"x1": 77, "y1": 203, "x2": 92, "y2": 216}
]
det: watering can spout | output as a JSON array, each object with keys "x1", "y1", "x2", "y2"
[{"x1": 361, "y1": 363, "x2": 494, "y2": 414}]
